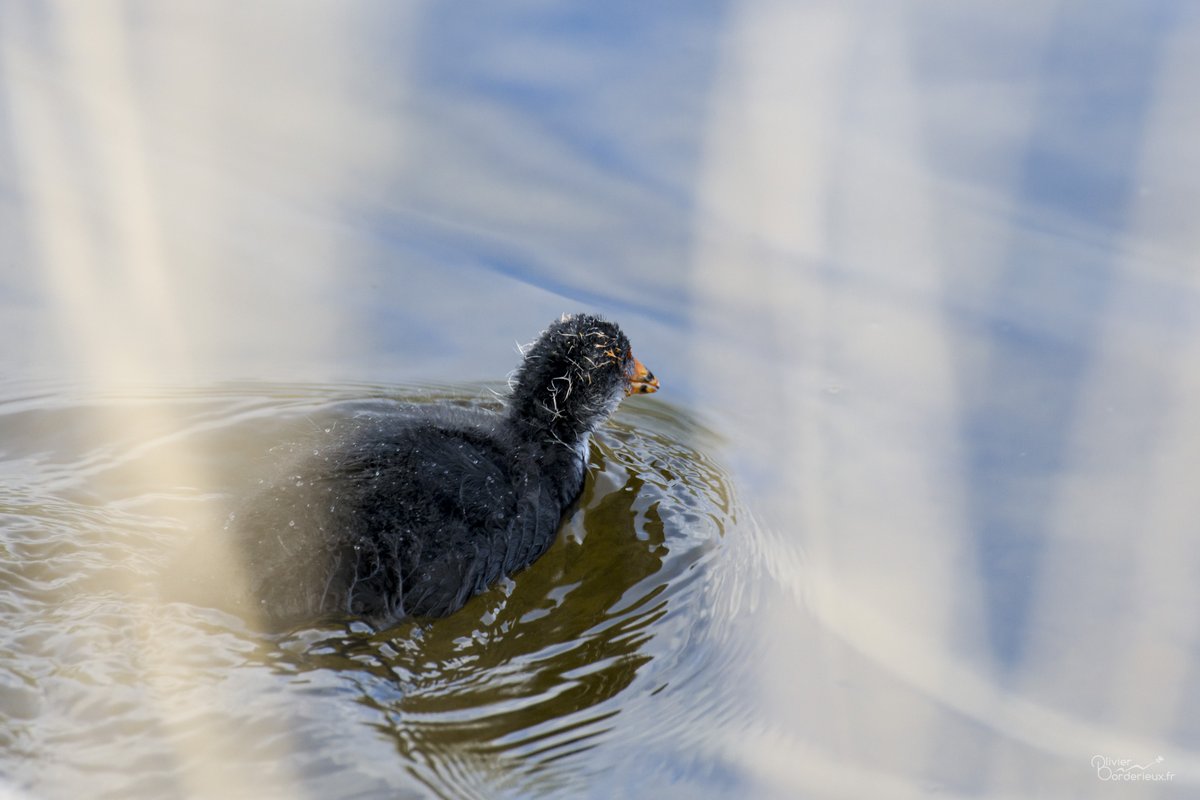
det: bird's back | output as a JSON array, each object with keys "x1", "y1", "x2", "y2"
[{"x1": 232, "y1": 406, "x2": 566, "y2": 625}]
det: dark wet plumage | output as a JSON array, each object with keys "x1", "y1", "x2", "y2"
[{"x1": 223, "y1": 314, "x2": 657, "y2": 626}]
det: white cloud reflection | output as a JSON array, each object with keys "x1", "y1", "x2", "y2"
[
  {"x1": 1, "y1": 1, "x2": 416, "y2": 384},
  {"x1": 693, "y1": 0, "x2": 1200, "y2": 796}
]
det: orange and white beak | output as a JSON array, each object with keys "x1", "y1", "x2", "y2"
[{"x1": 626, "y1": 355, "x2": 659, "y2": 395}]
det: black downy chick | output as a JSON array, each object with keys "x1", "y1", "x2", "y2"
[{"x1": 229, "y1": 314, "x2": 658, "y2": 626}]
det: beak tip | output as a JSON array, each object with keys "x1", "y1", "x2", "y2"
[{"x1": 628, "y1": 355, "x2": 659, "y2": 396}]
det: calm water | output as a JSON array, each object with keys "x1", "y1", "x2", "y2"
[{"x1": 2, "y1": 2, "x2": 1200, "y2": 798}]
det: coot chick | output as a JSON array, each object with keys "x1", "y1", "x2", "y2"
[{"x1": 231, "y1": 314, "x2": 658, "y2": 626}]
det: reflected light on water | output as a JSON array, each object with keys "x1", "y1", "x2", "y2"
[
  {"x1": 3, "y1": 0, "x2": 1200, "y2": 797},
  {"x1": 693, "y1": 0, "x2": 1200, "y2": 796},
  {"x1": 2, "y1": 1, "x2": 412, "y2": 384},
  {"x1": 1, "y1": 3, "x2": 416, "y2": 797}
]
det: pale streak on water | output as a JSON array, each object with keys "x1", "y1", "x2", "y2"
[
  {"x1": 1, "y1": 3, "x2": 415, "y2": 798},
  {"x1": 691, "y1": 1, "x2": 1200, "y2": 796},
  {"x1": 2, "y1": 1, "x2": 1200, "y2": 799}
]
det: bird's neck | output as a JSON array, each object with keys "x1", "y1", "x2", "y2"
[
  {"x1": 506, "y1": 411, "x2": 590, "y2": 459},
  {"x1": 541, "y1": 432, "x2": 591, "y2": 507},
  {"x1": 506, "y1": 385, "x2": 598, "y2": 451}
]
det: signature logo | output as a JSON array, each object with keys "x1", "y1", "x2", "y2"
[{"x1": 1092, "y1": 755, "x2": 1175, "y2": 782}]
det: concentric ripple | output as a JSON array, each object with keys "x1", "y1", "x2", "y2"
[{"x1": 0, "y1": 383, "x2": 752, "y2": 799}]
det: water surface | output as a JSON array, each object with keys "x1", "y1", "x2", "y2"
[{"x1": 2, "y1": 2, "x2": 1200, "y2": 798}]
